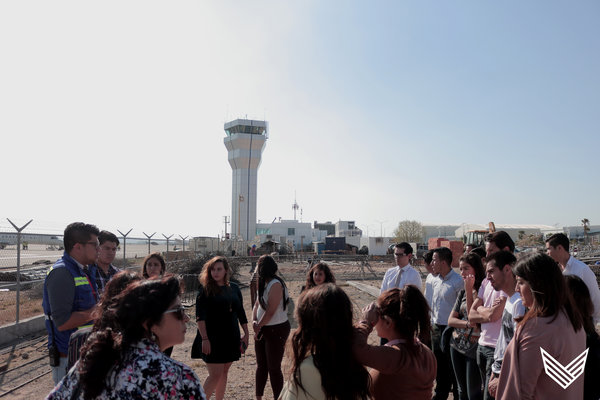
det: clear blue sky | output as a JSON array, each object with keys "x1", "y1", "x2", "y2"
[{"x1": 1, "y1": 1, "x2": 598, "y2": 238}]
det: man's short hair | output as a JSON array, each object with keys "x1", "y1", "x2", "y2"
[
  {"x1": 433, "y1": 247, "x2": 453, "y2": 266},
  {"x1": 64, "y1": 222, "x2": 100, "y2": 253},
  {"x1": 486, "y1": 250, "x2": 517, "y2": 271},
  {"x1": 470, "y1": 246, "x2": 486, "y2": 259},
  {"x1": 395, "y1": 242, "x2": 413, "y2": 255},
  {"x1": 484, "y1": 231, "x2": 515, "y2": 253},
  {"x1": 98, "y1": 230, "x2": 120, "y2": 247},
  {"x1": 423, "y1": 249, "x2": 434, "y2": 265},
  {"x1": 545, "y1": 233, "x2": 569, "y2": 252}
]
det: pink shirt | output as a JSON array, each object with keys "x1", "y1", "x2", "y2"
[{"x1": 477, "y1": 279, "x2": 504, "y2": 347}]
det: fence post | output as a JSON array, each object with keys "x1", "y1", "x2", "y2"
[
  {"x1": 117, "y1": 228, "x2": 132, "y2": 265},
  {"x1": 163, "y1": 234, "x2": 173, "y2": 259},
  {"x1": 143, "y1": 232, "x2": 156, "y2": 255},
  {"x1": 7, "y1": 218, "x2": 33, "y2": 324},
  {"x1": 180, "y1": 235, "x2": 188, "y2": 253}
]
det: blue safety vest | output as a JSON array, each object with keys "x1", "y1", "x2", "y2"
[{"x1": 42, "y1": 252, "x2": 97, "y2": 354}]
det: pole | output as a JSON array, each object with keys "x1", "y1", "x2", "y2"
[
  {"x1": 163, "y1": 234, "x2": 173, "y2": 258},
  {"x1": 180, "y1": 235, "x2": 188, "y2": 252},
  {"x1": 143, "y1": 232, "x2": 156, "y2": 255},
  {"x1": 7, "y1": 218, "x2": 33, "y2": 324},
  {"x1": 117, "y1": 228, "x2": 132, "y2": 265}
]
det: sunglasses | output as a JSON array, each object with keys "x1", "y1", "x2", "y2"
[{"x1": 163, "y1": 305, "x2": 187, "y2": 320}]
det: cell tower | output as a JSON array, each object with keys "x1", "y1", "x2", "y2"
[
  {"x1": 292, "y1": 192, "x2": 300, "y2": 221},
  {"x1": 224, "y1": 119, "x2": 268, "y2": 241}
]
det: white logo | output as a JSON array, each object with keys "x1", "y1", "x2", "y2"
[{"x1": 540, "y1": 347, "x2": 588, "y2": 389}]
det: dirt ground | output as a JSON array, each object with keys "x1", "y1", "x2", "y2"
[{"x1": 4, "y1": 260, "x2": 398, "y2": 399}]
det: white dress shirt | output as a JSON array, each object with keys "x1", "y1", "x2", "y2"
[
  {"x1": 564, "y1": 255, "x2": 600, "y2": 323},
  {"x1": 380, "y1": 264, "x2": 423, "y2": 294}
]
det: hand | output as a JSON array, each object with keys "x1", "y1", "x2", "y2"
[
  {"x1": 202, "y1": 338, "x2": 211, "y2": 355},
  {"x1": 242, "y1": 334, "x2": 249, "y2": 348},
  {"x1": 492, "y1": 297, "x2": 507, "y2": 307},
  {"x1": 488, "y1": 374, "x2": 498, "y2": 397},
  {"x1": 464, "y1": 274, "x2": 475, "y2": 291},
  {"x1": 361, "y1": 302, "x2": 379, "y2": 327},
  {"x1": 253, "y1": 320, "x2": 260, "y2": 333}
]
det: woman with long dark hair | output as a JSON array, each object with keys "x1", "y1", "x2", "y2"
[
  {"x1": 66, "y1": 271, "x2": 142, "y2": 369},
  {"x1": 565, "y1": 275, "x2": 600, "y2": 400},
  {"x1": 142, "y1": 252, "x2": 166, "y2": 278},
  {"x1": 447, "y1": 252, "x2": 485, "y2": 400},
  {"x1": 353, "y1": 285, "x2": 436, "y2": 399},
  {"x1": 280, "y1": 283, "x2": 371, "y2": 400},
  {"x1": 302, "y1": 262, "x2": 336, "y2": 292},
  {"x1": 496, "y1": 253, "x2": 585, "y2": 399},
  {"x1": 47, "y1": 276, "x2": 206, "y2": 399},
  {"x1": 191, "y1": 256, "x2": 249, "y2": 400},
  {"x1": 252, "y1": 255, "x2": 291, "y2": 400}
]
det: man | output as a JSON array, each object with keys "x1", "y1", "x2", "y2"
[
  {"x1": 429, "y1": 247, "x2": 463, "y2": 400},
  {"x1": 423, "y1": 249, "x2": 437, "y2": 307},
  {"x1": 484, "y1": 251, "x2": 525, "y2": 398},
  {"x1": 87, "y1": 230, "x2": 120, "y2": 294},
  {"x1": 380, "y1": 242, "x2": 422, "y2": 294},
  {"x1": 469, "y1": 231, "x2": 514, "y2": 400},
  {"x1": 546, "y1": 233, "x2": 600, "y2": 323},
  {"x1": 42, "y1": 222, "x2": 99, "y2": 383}
]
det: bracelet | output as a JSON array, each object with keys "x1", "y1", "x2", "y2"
[{"x1": 202, "y1": 337, "x2": 208, "y2": 340}]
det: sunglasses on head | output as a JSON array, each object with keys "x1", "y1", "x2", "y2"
[{"x1": 163, "y1": 305, "x2": 187, "y2": 320}]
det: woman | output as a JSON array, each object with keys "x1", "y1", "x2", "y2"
[
  {"x1": 280, "y1": 284, "x2": 371, "y2": 400},
  {"x1": 496, "y1": 253, "x2": 585, "y2": 399},
  {"x1": 302, "y1": 262, "x2": 336, "y2": 292},
  {"x1": 564, "y1": 275, "x2": 600, "y2": 400},
  {"x1": 67, "y1": 271, "x2": 142, "y2": 369},
  {"x1": 142, "y1": 252, "x2": 166, "y2": 278},
  {"x1": 447, "y1": 252, "x2": 485, "y2": 400},
  {"x1": 252, "y1": 255, "x2": 291, "y2": 400},
  {"x1": 191, "y1": 256, "x2": 249, "y2": 400},
  {"x1": 353, "y1": 285, "x2": 436, "y2": 400},
  {"x1": 47, "y1": 276, "x2": 206, "y2": 399}
]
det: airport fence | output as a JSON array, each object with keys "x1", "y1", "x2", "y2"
[{"x1": 0, "y1": 219, "x2": 262, "y2": 329}]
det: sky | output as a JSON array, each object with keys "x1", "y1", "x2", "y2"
[{"x1": 1, "y1": 1, "x2": 599, "y2": 239}]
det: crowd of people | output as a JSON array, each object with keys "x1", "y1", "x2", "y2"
[{"x1": 42, "y1": 222, "x2": 600, "y2": 399}]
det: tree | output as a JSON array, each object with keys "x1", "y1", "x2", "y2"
[
  {"x1": 393, "y1": 220, "x2": 425, "y2": 243},
  {"x1": 582, "y1": 218, "x2": 590, "y2": 244}
]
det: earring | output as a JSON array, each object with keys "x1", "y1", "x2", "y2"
[{"x1": 150, "y1": 331, "x2": 157, "y2": 342}]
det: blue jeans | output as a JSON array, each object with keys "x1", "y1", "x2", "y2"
[
  {"x1": 476, "y1": 345, "x2": 495, "y2": 400},
  {"x1": 451, "y1": 346, "x2": 482, "y2": 400}
]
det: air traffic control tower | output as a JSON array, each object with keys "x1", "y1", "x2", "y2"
[{"x1": 224, "y1": 119, "x2": 268, "y2": 241}]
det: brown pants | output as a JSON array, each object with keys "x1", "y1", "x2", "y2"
[{"x1": 254, "y1": 320, "x2": 290, "y2": 398}]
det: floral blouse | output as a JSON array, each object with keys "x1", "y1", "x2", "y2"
[{"x1": 46, "y1": 339, "x2": 206, "y2": 400}]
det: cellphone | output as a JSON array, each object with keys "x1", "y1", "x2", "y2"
[
  {"x1": 49, "y1": 344, "x2": 60, "y2": 367},
  {"x1": 240, "y1": 340, "x2": 248, "y2": 353}
]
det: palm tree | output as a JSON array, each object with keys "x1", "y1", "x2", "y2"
[{"x1": 581, "y1": 218, "x2": 590, "y2": 244}]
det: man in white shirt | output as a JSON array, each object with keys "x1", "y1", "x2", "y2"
[
  {"x1": 380, "y1": 242, "x2": 422, "y2": 294},
  {"x1": 430, "y1": 247, "x2": 463, "y2": 400},
  {"x1": 546, "y1": 233, "x2": 600, "y2": 323}
]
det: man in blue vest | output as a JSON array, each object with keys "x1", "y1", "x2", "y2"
[{"x1": 42, "y1": 222, "x2": 100, "y2": 383}]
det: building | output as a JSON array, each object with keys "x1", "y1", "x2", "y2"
[
  {"x1": 255, "y1": 220, "x2": 328, "y2": 251},
  {"x1": 223, "y1": 119, "x2": 268, "y2": 241}
]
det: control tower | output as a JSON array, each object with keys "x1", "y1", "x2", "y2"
[{"x1": 224, "y1": 119, "x2": 268, "y2": 241}]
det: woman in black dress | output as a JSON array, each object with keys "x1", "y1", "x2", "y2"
[{"x1": 191, "y1": 256, "x2": 249, "y2": 400}]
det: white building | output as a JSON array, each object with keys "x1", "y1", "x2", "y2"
[
  {"x1": 255, "y1": 220, "x2": 328, "y2": 251},
  {"x1": 360, "y1": 236, "x2": 396, "y2": 255},
  {"x1": 224, "y1": 119, "x2": 268, "y2": 241}
]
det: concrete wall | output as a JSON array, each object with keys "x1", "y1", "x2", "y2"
[{"x1": 0, "y1": 315, "x2": 45, "y2": 348}]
